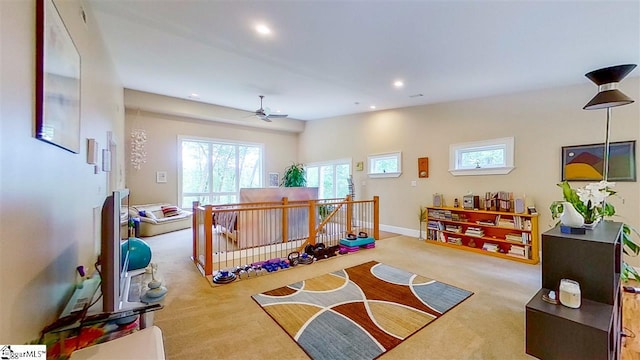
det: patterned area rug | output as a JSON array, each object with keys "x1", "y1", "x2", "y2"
[{"x1": 252, "y1": 261, "x2": 473, "y2": 360}]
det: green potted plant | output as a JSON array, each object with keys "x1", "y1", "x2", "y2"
[
  {"x1": 281, "y1": 162, "x2": 307, "y2": 187},
  {"x1": 550, "y1": 180, "x2": 640, "y2": 281},
  {"x1": 418, "y1": 206, "x2": 427, "y2": 240}
]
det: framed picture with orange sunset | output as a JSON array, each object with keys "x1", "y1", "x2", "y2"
[{"x1": 562, "y1": 140, "x2": 636, "y2": 182}]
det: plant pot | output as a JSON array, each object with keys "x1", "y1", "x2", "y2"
[{"x1": 583, "y1": 218, "x2": 601, "y2": 230}]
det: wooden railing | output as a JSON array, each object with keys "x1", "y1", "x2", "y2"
[{"x1": 192, "y1": 195, "x2": 379, "y2": 276}]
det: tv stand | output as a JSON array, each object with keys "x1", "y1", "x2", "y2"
[{"x1": 57, "y1": 268, "x2": 163, "y2": 332}]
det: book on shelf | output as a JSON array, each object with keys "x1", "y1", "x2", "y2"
[
  {"x1": 482, "y1": 243, "x2": 499, "y2": 252},
  {"x1": 476, "y1": 218, "x2": 496, "y2": 226},
  {"x1": 445, "y1": 225, "x2": 462, "y2": 233},
  {"x1": 505, "y1": 233, "x2": 523, "y2": 242},
  {"x1": 447, "y1": 236, "x2": 462, "y2": 245},
  {"x1": 464, "y1": 226, "x2": 485, "y2": 237},
  {"x1": 508, "y1": 244, "x2": 528, "y2": 259},
  {"x1": 427, "y1": 220, "x2": 444, "y2": 230}
]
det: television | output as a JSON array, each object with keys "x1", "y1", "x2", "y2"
[{"x1": 100, "y1": 188, "x2": 131, "y2": 313}]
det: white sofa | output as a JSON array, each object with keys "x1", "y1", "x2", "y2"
[{"x1": 130, "y1": 203, "x2": 192, "y2": 237}]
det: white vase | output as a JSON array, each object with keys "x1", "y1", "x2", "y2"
[{"x1": 560, "y1": 202, "x2": 585, "y2": 228}]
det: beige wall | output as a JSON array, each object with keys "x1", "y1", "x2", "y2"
[
  {"x1": 300, "y1": 78, "x2": 640, "y2": 263},
  {"x1": 0, "y1": 0, "x2": 124, "y2": 342},
  {"x1": 123, "y1": 93, "x2": 301, "y2": 206}
]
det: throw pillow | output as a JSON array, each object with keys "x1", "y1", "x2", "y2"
[{"x1": 161, "y1": 205, "x2": 180, "y2": 217}]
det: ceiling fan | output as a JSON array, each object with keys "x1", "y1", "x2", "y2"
[{"x1": 253, "y1": 95, "x2": 288, "y2": 122}]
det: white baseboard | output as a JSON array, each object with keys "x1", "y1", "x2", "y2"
[{"x1": 379, "y1": 224, "x2": 420, "y2": 238}]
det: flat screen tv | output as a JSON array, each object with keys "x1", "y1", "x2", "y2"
[{"x1": 100, "y1": 188, "x2": 130, "y2": 313}]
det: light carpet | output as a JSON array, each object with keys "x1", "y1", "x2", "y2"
[{"x1": 252, "y1": 260, "x2": 473, "y2": 360}]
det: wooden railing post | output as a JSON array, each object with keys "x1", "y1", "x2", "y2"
[
  {"x1": 345, "y1": 195, "x2": 353, "y2": 233},
  {"x1": 204, "y1": 205, "x2": 213, "y2": 276},
  {"x1": 192, "y1": 201, "x2": 199, "y2": 266},
  {"x1": 308, "y1": 199, "x2": 317, "y2": 246},
  {"x1": 282, "y1": 197, "x2": 289, "y2": 243},
  {"x1": 373, "y1": 196, "x2": 380, "y2": 239}
]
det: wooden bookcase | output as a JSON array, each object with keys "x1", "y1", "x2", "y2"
[{"x1": 425, "y1": 206, "x2": 539, "y2": 264}]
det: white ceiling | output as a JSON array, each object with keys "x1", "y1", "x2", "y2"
[{"x1": 87, "y1": 0, "x2": 640, "y2": 121}]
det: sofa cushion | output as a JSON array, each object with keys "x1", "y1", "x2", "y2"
[
  {"x1": 139, "y1": 210, "x2": 157, "y2": 220},
  {"x1": 161, "y1": 205, "x2": 180, "y2": 217}
]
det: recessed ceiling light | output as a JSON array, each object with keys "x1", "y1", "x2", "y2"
[
  {"x1": 255, "y1": 24, "x2": 272, "y2": 35},
  {"x1": 393, "y1": 80, "x2": 404, "y2": 88},
  {"x1": 370, "y1": 105, "x2": 376, "y2": 110},
  {"x1": 190, "y1": 93, "x2": 199, "y2": 98}
]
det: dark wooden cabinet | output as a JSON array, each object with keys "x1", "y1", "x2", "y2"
[{"x1": 525, "y1": 221, "x2": 623, "y2": 360}]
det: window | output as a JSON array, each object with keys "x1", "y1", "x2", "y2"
[
  {"x1": 179, "y1": 137, "x2": 263, "y2": 207},
  {"x1": 306, "y1": 159, "x2": 351, "y2": 199},
  {"x1": 449, "y1": 137, "x2": 514, "y2": 176},
  {"x1": 368, "y1": 152, "x2": 402, "y2": 178}
]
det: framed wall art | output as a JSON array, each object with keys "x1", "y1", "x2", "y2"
[
  {"x1": 268, "y1": 172, "x2": 279, "y2": 188},
  {"x1": 156, "y1": 171, "x2": 167, "y2": 183},
  {"x1": 35, "y1": 0, "x2": 81, "y2": 153},
  {"x1": 562, "y1": 140, "x2": 636, "y2": 182}
]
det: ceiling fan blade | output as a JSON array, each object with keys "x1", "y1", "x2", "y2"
[
  {"x1": 260, "y1": 116, "x2": 272, "y2": 122},
  {"x1": 266, "y1": 114, "x2": 288, "y2": 118}
]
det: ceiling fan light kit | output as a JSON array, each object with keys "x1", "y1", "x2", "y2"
[{"x1": 254, "y1": 95, "x2": 288, "y2": 122}]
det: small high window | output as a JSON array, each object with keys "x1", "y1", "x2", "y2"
[
  {"x1": 368, "y1": 152, "x2": 402, "y2": 178},
  {"x1": 449, "y1": 137, "x2": 514, "y2": 176}
]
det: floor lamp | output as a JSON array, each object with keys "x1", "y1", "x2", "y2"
[{"x1": 583, "y1": 64, "x2": 637, "y2": 182}]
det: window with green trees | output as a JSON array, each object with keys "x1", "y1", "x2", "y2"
[
  {"x1": 180, "y1": 137, "x2": 263, "y2": 207},
  {"x1": 306, "y1": 159, "x2": 351, "y2": 199}
]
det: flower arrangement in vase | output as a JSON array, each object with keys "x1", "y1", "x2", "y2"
[
  {"x1": 550, "y1": 180, "x2": 616, "y2": 227},
  {"x1": 550, "y1": 180, "x2": 640, "y2": 281}
]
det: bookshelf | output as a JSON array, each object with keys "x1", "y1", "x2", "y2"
[{"x1": 425, "y1": 206, "x2": 539, "y2": 264}]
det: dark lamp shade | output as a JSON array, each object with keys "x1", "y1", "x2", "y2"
[
  {"x1": 584, "y1": 90, "x2": 634, "y2": 110},
  {"x1": 585, "y1": 64, "x2": 636, "y2": 85},
  {"x1": 583, "y1": 63, "x2": 637, "y2": 110}
]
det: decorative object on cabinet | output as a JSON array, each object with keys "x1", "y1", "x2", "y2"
[
  {"x1": 526, "y1": 222, "x2": 623, "y2": 359},
  {"x1": 35, "y1": 0, "x2": 81, "y2": 153},
  {"x1": 550, "y1": 181, "x2": 615, "y2": 227},
  {"x1": 558, "y1": 201, "x2": 585, "y2": 228},
  {"x1": 432, "y1": 193, "x2": 444, "y2": 207},
  {"x1": 425, "y1": 206, "x2": 539, "y2": 264},
  {"x1": 462, "y1": 195, "x2": 479, "y2": 210},
  {"x1": 418, "y1": 157, "x2": 429, "y2": 178},
  {"x1": 583, "y1": 64, "x2": 636, "y2": 183},
  {"x1": 561, "y1": 141, "x2": 636, "y2": 181}
]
